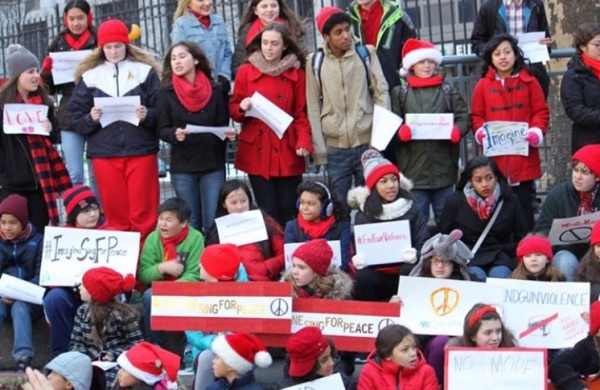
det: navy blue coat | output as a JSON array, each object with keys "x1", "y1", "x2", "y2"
[
  {"x1": 206, "y1": 371, "x2": 265, "y2": 390},
  {"x1": 0, "y1": 224, "x2": 43, "y2": 285}
]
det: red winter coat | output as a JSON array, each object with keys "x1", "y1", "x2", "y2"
[
  {"x1": 357, "y1": 349, "x2": 438, "y2": 390},
  {"x1": 237, "y1": 214, "x2": 285, "y2": 281},
  {"x1": 471, "y1": 67, "x2": 549, "y2": 184},
  {"x1": 229, "y1": 63, "x2": 313, "y2": 179}
]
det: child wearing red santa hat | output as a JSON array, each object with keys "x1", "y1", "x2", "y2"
[
  {"x1": 509, "y1": 236, "x2": 566, "y2": 281},
  {"x1": 70, "y1": 267, "x2": 143, "y2": 389},
  {"x1": 115, "y1": 341, "x2": 182, "y2": 390},
  {"x1": 576, "y1": 220, "x2": 600, "y2": 305},
  {"x1": 209, "y1": 333, "x2": 272, "y2": 389}
]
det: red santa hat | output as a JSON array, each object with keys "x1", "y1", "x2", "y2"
[
  {"x1": 211, "y1": 333, "x2": 272, "y2": 374},
  {"x1": 400, "y1": 38, "x2": 443, "y2": 77},
  {"x1": 116, "y1": 342, "x2": 181, "y2": 385}
]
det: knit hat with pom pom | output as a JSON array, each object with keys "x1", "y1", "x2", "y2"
[
  {"x1": 82, "y1": 267, "x2": 136, "y2": 304},
  {"x1": 5, "y1": 44, "x2": 40, "y2": 78},
  {"x1": 361, "y1": 148, "x2": 400, "y2": 191}
]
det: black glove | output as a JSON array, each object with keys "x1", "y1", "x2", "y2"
[{"x1": 217, "y1": 75, "x2": 231, "y2": 100}]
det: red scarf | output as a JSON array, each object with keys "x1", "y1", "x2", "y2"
[
  {"x1": 190, "y1": 10, "x2": 211, "y2": 29},
  {"x1": 577, "y1": 189, "x2": 597, "y2": 216},
  {"x1": 582, "y1": 53, "x2": 600, "y2": 81},
  {"x1": 64, "y1": 30, "x2": 92, "y2": 51},
  {"x1": 406, "y1": 75, "x2": 444, "y2": 88},
  {"x1": 245, "y1": 18, "x2": 284, "y2": 45},
  {"x1": 18, "y1": 94, "x2": 72, "y2": 226},
  {"x1": 160, "y1": 225, "x2": 189, "y2": 281},
  {"x1": 171, "y1": 70, "x2": 212, "y2": 112},
  {"x1": 296, "y1": 214, "x2": 336, "y2": 239}
]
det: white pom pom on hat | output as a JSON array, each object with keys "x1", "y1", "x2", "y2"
[{"x1": 211, "y1": 333, "x2": 273, "y2": 375}]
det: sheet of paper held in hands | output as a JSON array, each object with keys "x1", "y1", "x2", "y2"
[
  {"x1": 49, "y1": 50, "x2": 92, "y2": 84},
  {"x1": 3, "y1": 104, "x2": 49, "y2": 136},
  {"x1": 280, "y1": 373, "x2": 345, "y2": 390},
  {"x1": 215, "y1": 209, "x2": 268, "y2": 246},
  {"x1": 92, "y1": 361, "x2": 119, "y2": 371},
  {"x1": 245, "y1": 91, "x2": 293, "y2": 139},
  {"x1": 371, "y1": 105, "x2": 403, "y2": 150},
  {"x1": 516, "y1": 32, "x2": 550, "y2": 64},
  {"x1": 481, "y1": 121, "x2": 529, "y2": 157},
  {"x1": 93, "y1": 96, "x2": 141, "y2": 127},
  {"x1": 354, "y1": 220, "x2": 412, "y2": 266},
  {"x1": 406, "y1": 113, "x2": 454, "y2": 140},
  {"x1": 185, "y1": 125, "x2": 232, "y2": 140},
  {"x1": 0, "y1": 274, "x2": 45, "y2": 305}
]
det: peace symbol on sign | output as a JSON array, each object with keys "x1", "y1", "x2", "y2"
[
  {"x1": 559, "y1": 227, "x2": 591, "y2": 243},
  {"x1": 270, "y1": 298, "x2": 289, "y2": 316},
  {"x1": 378, "y1": 318, "x2": 396, "y2": 331},
  {"x1": 430, "y1": 287, "x2": 460, "y2": 317}
]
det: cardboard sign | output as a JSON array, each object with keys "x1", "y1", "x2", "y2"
[
  {"x1": 3, "y1": 104, "x2": 49, "y2": 136},
  {"x1": 406, "y1": 113, "x2": 454, "y2": 140},
  {"x1": 398, "y1": 276, "x2": 504, "y2": 335},
  {"x1": 487, "y1": 278, "x2": 589, "y2": 348},
  {"x1": 481, "y1": 121, "x2": 529, "y2": 157},
  {"x1": 280, "y1": 373, "x2": 345, "y2": 390},
  {"x1": 354, "y1": 220, "x2": 411, "y2": 266},
  {"x1": 445, "y1": 348, "x2": 547, "y2": 390},
  {"x1": 547, "y1": 211, "x2": 600, "y2": 246},
  {"x1": 0, "y1": 274, "x2": 45, "y2": 305},
  {"x1": 258, "y1": 299, "x2": 401, "y2": 352},
  {"x1": 215, "y1": 210, "x2": 268, "y2": 246},
  {"x1": 39, "y1": 227, "x2": 140, "y2": 286},
  {"x1": 151, "y1": 282, "x2": 292, "y2": 334},
  {"x1": 284, "y1": 241, "x2": 342, "y2": 269},
  {"x1": 49, "y1": 50, "x2": 92, "y2": 84}
]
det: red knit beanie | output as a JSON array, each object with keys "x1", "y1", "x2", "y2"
[
  {"x1": 516, "y1": 236, "x2": 553, "y2": 264},
  {"x1": 285, "y1": 327, "x2": 329, "y2": 377},
  {"x1": 291, "y1": 239, "x2": 333, "y2": 276},
  {"x1": 82, "y1": 267, "x2": 136, "y2": 304},
  {"x1": 201, "y1": 244, "x2": 242, "y2": 281},
  {"x1": 0, "y1": 194, "x2": 28, "y2": 228},
  {"x1": 590, "y1": 301, "x2": 600, "y2": 335},
  {"x1": 63, "y1": 185, "x2": 99, "y2": 222},
  {"x1": 591, "y1": 220, "x2": 600, "y2": 246},
  {"x1": 97, "y1": 19, "x2": 131, "y2": 47},
  {"x1": 572, "y1": 145, "x2": 600, "y2": 178},
  {"x1": 361, "y1": 148, "x2": 400, "y2": 191},
  {"x1": 315, "y1": 7, "x2": 343, "y2": 35}
]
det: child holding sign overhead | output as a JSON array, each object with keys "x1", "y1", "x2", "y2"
[
  {"x1": 0, "y1": 194, "x2": 43, "y2": 372},
  {"x1": 391, "y1": 38, "x2": 469, "y2": 225},
  {"x1": 471, "y1": 34, "x2": 550, "y2": 231},
  {"x1": 0, "y1": 45, "x2": 71, "y2": 232},
  {"x1": 576, "y1": 221, "x2": 600, "y2": 303},
  {"x1": 510, "y1": 236, "x2": 566, "y2": 281},
  {"x1": 358, "y1": 324, "x2": 438, "y2": 389},
  {"x1": 446, "y1": 303, "x2": 517, "y2": 348},
  {"x1": 348, "y1": 149, "x2": 429, "y2": 302}
]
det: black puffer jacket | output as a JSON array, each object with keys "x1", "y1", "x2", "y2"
[
  {"x1": 560, "y1": 56, "x2": 600, "y2": 154},
  {"x1": 549, "y1": 335, "x2": 599, "y2": 390}
]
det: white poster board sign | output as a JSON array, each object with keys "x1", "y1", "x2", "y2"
[
  {"x1": 406, "y1": 113, "x2": 453, "y2": 140},
  {"x1": 487, "y1": 278, "x2": 589, "y2": 348},
  {"x1": 371, "y1": 105, "x2": 403, "y2": 150},
  {"x1": 93, "y1": 96, "x2": 141, "y2": 127},
  {"x1": 215, "y1": 210, "x2": 268, "y2": 246},
  {"x1": 280, "y1": 373, "x2": 345, "y2": 390},
  {"x1": 354, "y1": 220, "x2": 411, "y2": 266},
  {"x1": 245, "y1": 92, "x2": 293, "y2": 139},
  {"x1": 398, "y1": 276, "x2": 504, "y2": 335},
  {"x1": 547, "y1": 211, "x2": 600, "y2": 246},
  {"x1": 0, "y1": 274, "x2": 45, "y2": 305},
  {"x1": 284, "y1": 240, "x2": 342, "y2": 269},
  {"x1": 40, "y1": 227, "x2": 141, "y2": 286},
  {"x1": 49, "y1": 50, "x2": 92, "y2": 84},
  {"x1": 445, "y1": 348, "x2": 547, "y2": 390},
  {"x1": 481, "y1": 121, "x2": 529, "y2": 157},
  {"x1": 3, "y1": 104, "x2": 49, "y2": 136}
]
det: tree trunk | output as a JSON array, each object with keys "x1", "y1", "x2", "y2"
[{"x1": 542, "y1": 0, "x2": 600, "y2": 189}]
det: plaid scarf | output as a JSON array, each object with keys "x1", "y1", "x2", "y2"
[
  {"x1": 17, "y1": 93, "x2": 72, "y2": 226},
  {"x1": 464, "y1": 182, "x2": 501, "y2": 220}
]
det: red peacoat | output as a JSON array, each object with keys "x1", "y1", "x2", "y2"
[
  {"x1": 229, "y1": 64, "x2": 313, "y2": 179},
  {"x1": 471, "y1": 66, "x2": 550, "y2": 184}
]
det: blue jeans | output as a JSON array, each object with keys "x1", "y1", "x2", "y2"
[
  {"x1": 468, "y1": 265, "x2": 512, "y2": 281},
  {"x1": 326, "y1": 145, "x2": 368, "y2": 202},
  {"x1": 0, "y1": 300, "x2": 36, "y2": 359},
  {"x1": 142, "y1": 288, "x2": 163, "y2": 346},
  {"x1": 553, "y1": 250, "x2": 579, "y2": 281},
  {"x1": 412, "y1": 186, "x2": 454, "y2": 225},
  {"x1": 61, "y1": 130, "x2": 95, "y2": 186},
  {"x1": 43, "y1": 287, "x2": 80, "y2": 356},
  {"x1": 171, "y1": 170, "x2": 225, "y2": 233}
]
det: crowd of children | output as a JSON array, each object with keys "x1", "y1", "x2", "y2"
[{"x1": 1, "y1": 0, "x2": 600, "y2": 388}]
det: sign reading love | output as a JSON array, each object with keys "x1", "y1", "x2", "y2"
[{"x1": 3, "y1": 104, "x2": 49, "y2": 136}]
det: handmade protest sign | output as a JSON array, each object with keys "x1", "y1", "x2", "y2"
[
  {"x1": 371, "y1": 105, "x2": 403, "y2": 150},
  {"x1": 405, "y1": 113, "x2": 453, "y2": 140},
  {"x1": 284, "y1": 241, "x2": 342, "y2": 269},
  {"x1": 280, "y1": 373, "x2": 345, "y2": 390},
  {"x1": 215, "y1": 209, "x2": 268, "y2": 246},
  {"x1": 3, "y1": 104, "x2": 49, "y2": 136},
  {"x1": 445, "y1": 348, "x2": 547, "y2": 390},
  {"x1": 481, "y1": 121, "x2": 529, "y2": 157},
  {"x1": 0, "y1": 274, "x2": 45, "y2": 305},
  {"x1": 398, "y1": 276, "x2": 504, "y2": 335},
  {"x1": 49, "y1": 50, "x2": 92, "y2": 84},
  {"x1": 93, "y1": 96, "x2": 140, "y2": 127},
  {"x1": 547, "y1": 211, "x2": 600, "y2": 246},
  {"x1": 246, "y1": 92, "x2": 293, "y2": 139},
  {"x1": 354, "y1": 220, "x2": 411, "y2": 266},
  {"x1": 39, "y1": 227, "x2": 140, "y2": 286},
  {"x1": 151, "y1": 282, "x2": 292, "y2": 334},
  {"x1": 487, "y1": 278, "x2": 589, "y2": 348}
]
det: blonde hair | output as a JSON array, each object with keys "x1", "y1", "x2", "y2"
[
  {"x1": 293, "y1": 274, "x2": 334, "y2": 298},
  {"x1": 509, "y1": 262, "x2": 566, "y2": 282},
  {"x1": 173, "y1": 0, "x2": 214, "y2": 22},
  {"x1": 75, "y1": 44, "x2": 161, "y2": 81}
]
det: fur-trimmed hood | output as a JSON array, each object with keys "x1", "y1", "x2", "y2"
[
  {"x1": 347, "y1": 176, "x2": 414, "y2": 221},
  {"x1": 281, "y1": 267, "x2": 353, "y2": 300}
]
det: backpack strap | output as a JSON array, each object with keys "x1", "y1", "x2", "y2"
[
  {"x1": 291, "y1": 220, "x2": 304, "y2": 242},
  {"x1": 442, "y1": 82, "x2": 453, "y2": 112},
  {"x1": 398, "y1": 79, "x2": 453, "y2": 113},
  {"x1": 355, "y1": 44, "x2": 372, "y2": 92},
  {"x1": 311, "y1": 49, "x2": 325, "y2": 107}
]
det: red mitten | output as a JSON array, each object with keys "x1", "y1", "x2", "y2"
[
  {"x1": 42, "y1": 55, "x2": 52, "y2": 74},
  {"x1": 450, "y1": 125, "x2": 461, "y2": 144},
  {"x1": 398, "y1": 124, "x2": 412, "y2": 142},
  {"x1": 475, "y1": 127, "x2": 485, "y2": 145}
]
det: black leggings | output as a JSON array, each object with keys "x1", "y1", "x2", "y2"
[{"x1": 248, "y1": 175, "x2": 302, "y2": 227}]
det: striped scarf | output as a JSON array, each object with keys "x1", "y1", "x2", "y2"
[{"x1": 18, "y1": 93, "x2": 72, "y2": 225}]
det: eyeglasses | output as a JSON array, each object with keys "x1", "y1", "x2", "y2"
[
  {"x1": 81, "y1": 204, "x2": 100, "y2": 214},
  {"x1": 589, "y1": 41, "x2": 600, "y2": 49},
  {"x1": 431, "y1": 258, "x2": 453, "y2": 267}
]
